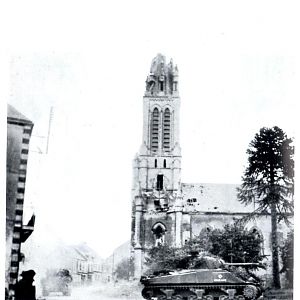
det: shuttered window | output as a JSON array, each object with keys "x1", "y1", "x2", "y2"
[
  {"x1": 150, "y1": 108, "x2": 160, "y2": 151},
  {"x1": 163, "y1": 108, "x2": 171, "y2": 151}
]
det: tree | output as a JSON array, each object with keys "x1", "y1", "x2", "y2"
[
  {"x1": 145, "y1": 223, "x2": 265, "y2": 274},
  {"x1": 114, "y1": 258, "x2": 132, "y2": 280},
  {"x1": 208, "y1": 224, "x2": 265, "y2": 264},
  {"x1": 280, "y1": 230, "x2": 293, "y2": 288},
  {"x1": 237, "y1": 126, "x2": 294, "y2": 289},
  {"x1": 145, "y1": 245, "x2": 224, "y2": 275}
]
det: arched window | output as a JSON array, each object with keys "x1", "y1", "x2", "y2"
[
  {"x1": 200, "y1": 226, "x2": 212, "y2": 236},
  {"x1": 150, "y1": 108, "x2": 160, "y2": 151},
  {"x1": 162, "y1": 108, "x2": 171, "y2": 151},
  {"x1": 152, "y1": 223, "x2": 167, "y2": 246}
]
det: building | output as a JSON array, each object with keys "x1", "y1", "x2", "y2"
[
  {"x1": 72, "y1": 243, "x2": 103, "y2": 283},
  {"x1": 6, "y1": 105, "x2": 35, "y2": 298},
  {"x1": 22, "y1": 241, "x2": 104, "y2": 293},
  {"x1": 130, "y1": 54, "x2": 292, "y2": 278},
  {"x1": 104, "y1": 241, "x2": 131, "y2": 282}
]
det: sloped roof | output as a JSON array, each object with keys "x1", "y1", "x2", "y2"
[
  {"x1": 181, "y1": 183, "x2": 253, "y2": 214},
  {"x1": 46, "y1": 244, "x2": 87, "y2": 263},
  {"x1": 105, "y1": 240, "x2": 130, "y2": 266},
  {"x1": 7, "y1": 104, "x2": 33, "y2": 125},
  {"x1": 73, "y1": 243, "x2": 102, "y2": 261}
]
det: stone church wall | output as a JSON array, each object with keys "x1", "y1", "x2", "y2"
[
  {"x1": 189, "y1": 213, "x2": 291, "y2": 263},
  {"x1": 142, "y1": 213, "x2": 176, "y2": 249}
]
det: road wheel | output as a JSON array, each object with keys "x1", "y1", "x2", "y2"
[
  {"x1": 171, "y1": 295, "x2": 183, "y2": 300},
  {"x1": 243, "y1": 285, "x2": 258, "y2": 299}
]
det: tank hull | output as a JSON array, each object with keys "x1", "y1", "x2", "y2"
[
  {"x1": 141, "y1": 269, "x2": 262, "y2": 300},
  {"x1": 41, "y1": 269, "x2": 72, "y2": 296}
]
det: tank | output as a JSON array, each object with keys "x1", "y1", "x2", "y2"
[
  {"x1": 41, "y1": 269, "x2": 73, "y2": 296},
  {"x1": 141, "y1": 258, "x2": 263, "y2": 300}
]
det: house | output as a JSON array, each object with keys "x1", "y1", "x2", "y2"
[{"x1": 6, "y1": 104, "x2": 35, "y2": 299}]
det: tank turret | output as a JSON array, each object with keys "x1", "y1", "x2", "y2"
[{"x1": 41, "y1": 269, "x2": 72, "y2": 296}]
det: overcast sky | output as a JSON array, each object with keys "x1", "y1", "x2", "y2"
[{"x1": 2, "y1": 1, "x2": 299, "y2": 259}]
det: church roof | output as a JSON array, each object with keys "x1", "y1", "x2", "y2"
[{"x1": 181, "y1": 183, "x2": 253, "y2": 214}]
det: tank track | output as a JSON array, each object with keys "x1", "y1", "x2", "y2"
[{"x1": 142, "y1": 283, "x2": 260, "y2": 300}]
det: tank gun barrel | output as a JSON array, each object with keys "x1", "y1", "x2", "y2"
[{"x1": 224, "y1": 262, "x2": 266, "y2": 269}]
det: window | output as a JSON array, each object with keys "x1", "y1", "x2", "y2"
[
  {"x1": 155, "y1": 159, "x2": 157, "y2": 168},
  {"x1": 173, "y1": 82, "x2": 177, "y2": 91},
  {"x1": 156, "y1": 174, "x2": 163, "y2": 191},
  {"x1": 150, "y1": 108, "x2": 159, "y2": 151},
  {"x1": 187, "y1": 198, "x2": 197, "y2": 205},
  {"x1": 198, "y1": 226, "x2": 213, "y2": 240},
  {"x1": 250, "y1": 227, "x2": 264, "y2": 255},
  {"x1": 163, "y1": 108, "x2": 171, "y2": 151},
  {"x1": 160, "y1": 81, "x2": 164, "y2": 91},
  {"x1": 154, "y1": 200, "x2": 160, "y2": 206},
  {"x1": 152, "y1": 223, "x2": 166, "y2": 246},
  {"x1": 163, "y1": 159, "x2": 166, "y2": 168}
]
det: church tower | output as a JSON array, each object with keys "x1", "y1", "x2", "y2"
[{"x1": 131, "y1": 54, "x2": 183, "y2": 277}]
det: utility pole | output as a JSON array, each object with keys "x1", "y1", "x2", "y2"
[{"x1": 46, "y1": 106, "x2": 54, "y2": 154}]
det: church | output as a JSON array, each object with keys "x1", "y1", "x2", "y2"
[{"x1": 130, "y1": 54, "x2": 290, "y2": 279}]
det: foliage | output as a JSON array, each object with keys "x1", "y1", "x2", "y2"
[
  {"x1": 280, "y1": 230, "x2": 293, "y2": 288},
  {"x1": 145, "y1": 223, "x2": 265, "y2": 274},
  {"x1": 114, "y1": 258, "x2": 132, "y2": 280},
  {"x1": 145, "y1": 245, "x2": 193, "y2": 273},
  {"x1": 237, "y1": 126, "x2": 294, "y2": 289},
  {"x1": 208, "y1": 224, "x2": 265, "y2": 264},
  {"x1": 237, "y1": 126, "x2": 294, "y2": 223}
]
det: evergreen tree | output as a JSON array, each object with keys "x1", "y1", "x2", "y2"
[{"x1": 237, "y1": 126, "x2": 294, "y2": 289}]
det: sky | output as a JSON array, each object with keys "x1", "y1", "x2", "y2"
[{"x1": 1, "y1": 1, "x2": 299, "y2": 260}]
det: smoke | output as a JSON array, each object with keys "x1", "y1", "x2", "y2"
[{"x1": 19, "y1": 223, "x2": 74, "y2": 296}]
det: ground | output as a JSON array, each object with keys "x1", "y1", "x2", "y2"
[
  {"x1": 37, "y1": 281, "x2": 143, "y2": 300},
  {"x1": 36, "y1": 280, "x2": 293, "y2": 300}
]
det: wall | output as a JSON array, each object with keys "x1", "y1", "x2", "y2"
[{"x1": 6, "y1": 106, "x2": 34, "y2": 298}]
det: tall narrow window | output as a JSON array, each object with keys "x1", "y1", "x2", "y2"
[
  {"x1": 160, "y1": 81, "x2": 164, "y2": 91},
  {"x1": 156, "y1": 174, "x2": 163, "y2": 191},
  {"x1": 173, "y1": 82, "x2": 177, "y2": 91},
  {"x1": 251, "y1": 227, "x2": 265, "y2": 255},
  {"x1": 154, "y1": 159, "x2": 157, "y2": 168},
  {"x1": 163, "y1": 108, "x2": 171, "y2": 151},
  {"x1": 163, "y1": 159, "x2": 166, "y2": 168},
  {"x1": 150, "y1": 108, "x2": 159, "y2": 152}
]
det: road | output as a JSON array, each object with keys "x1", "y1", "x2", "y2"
[{"x1": 38, "y1": 284, "x2": 143, "y2": 300}]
